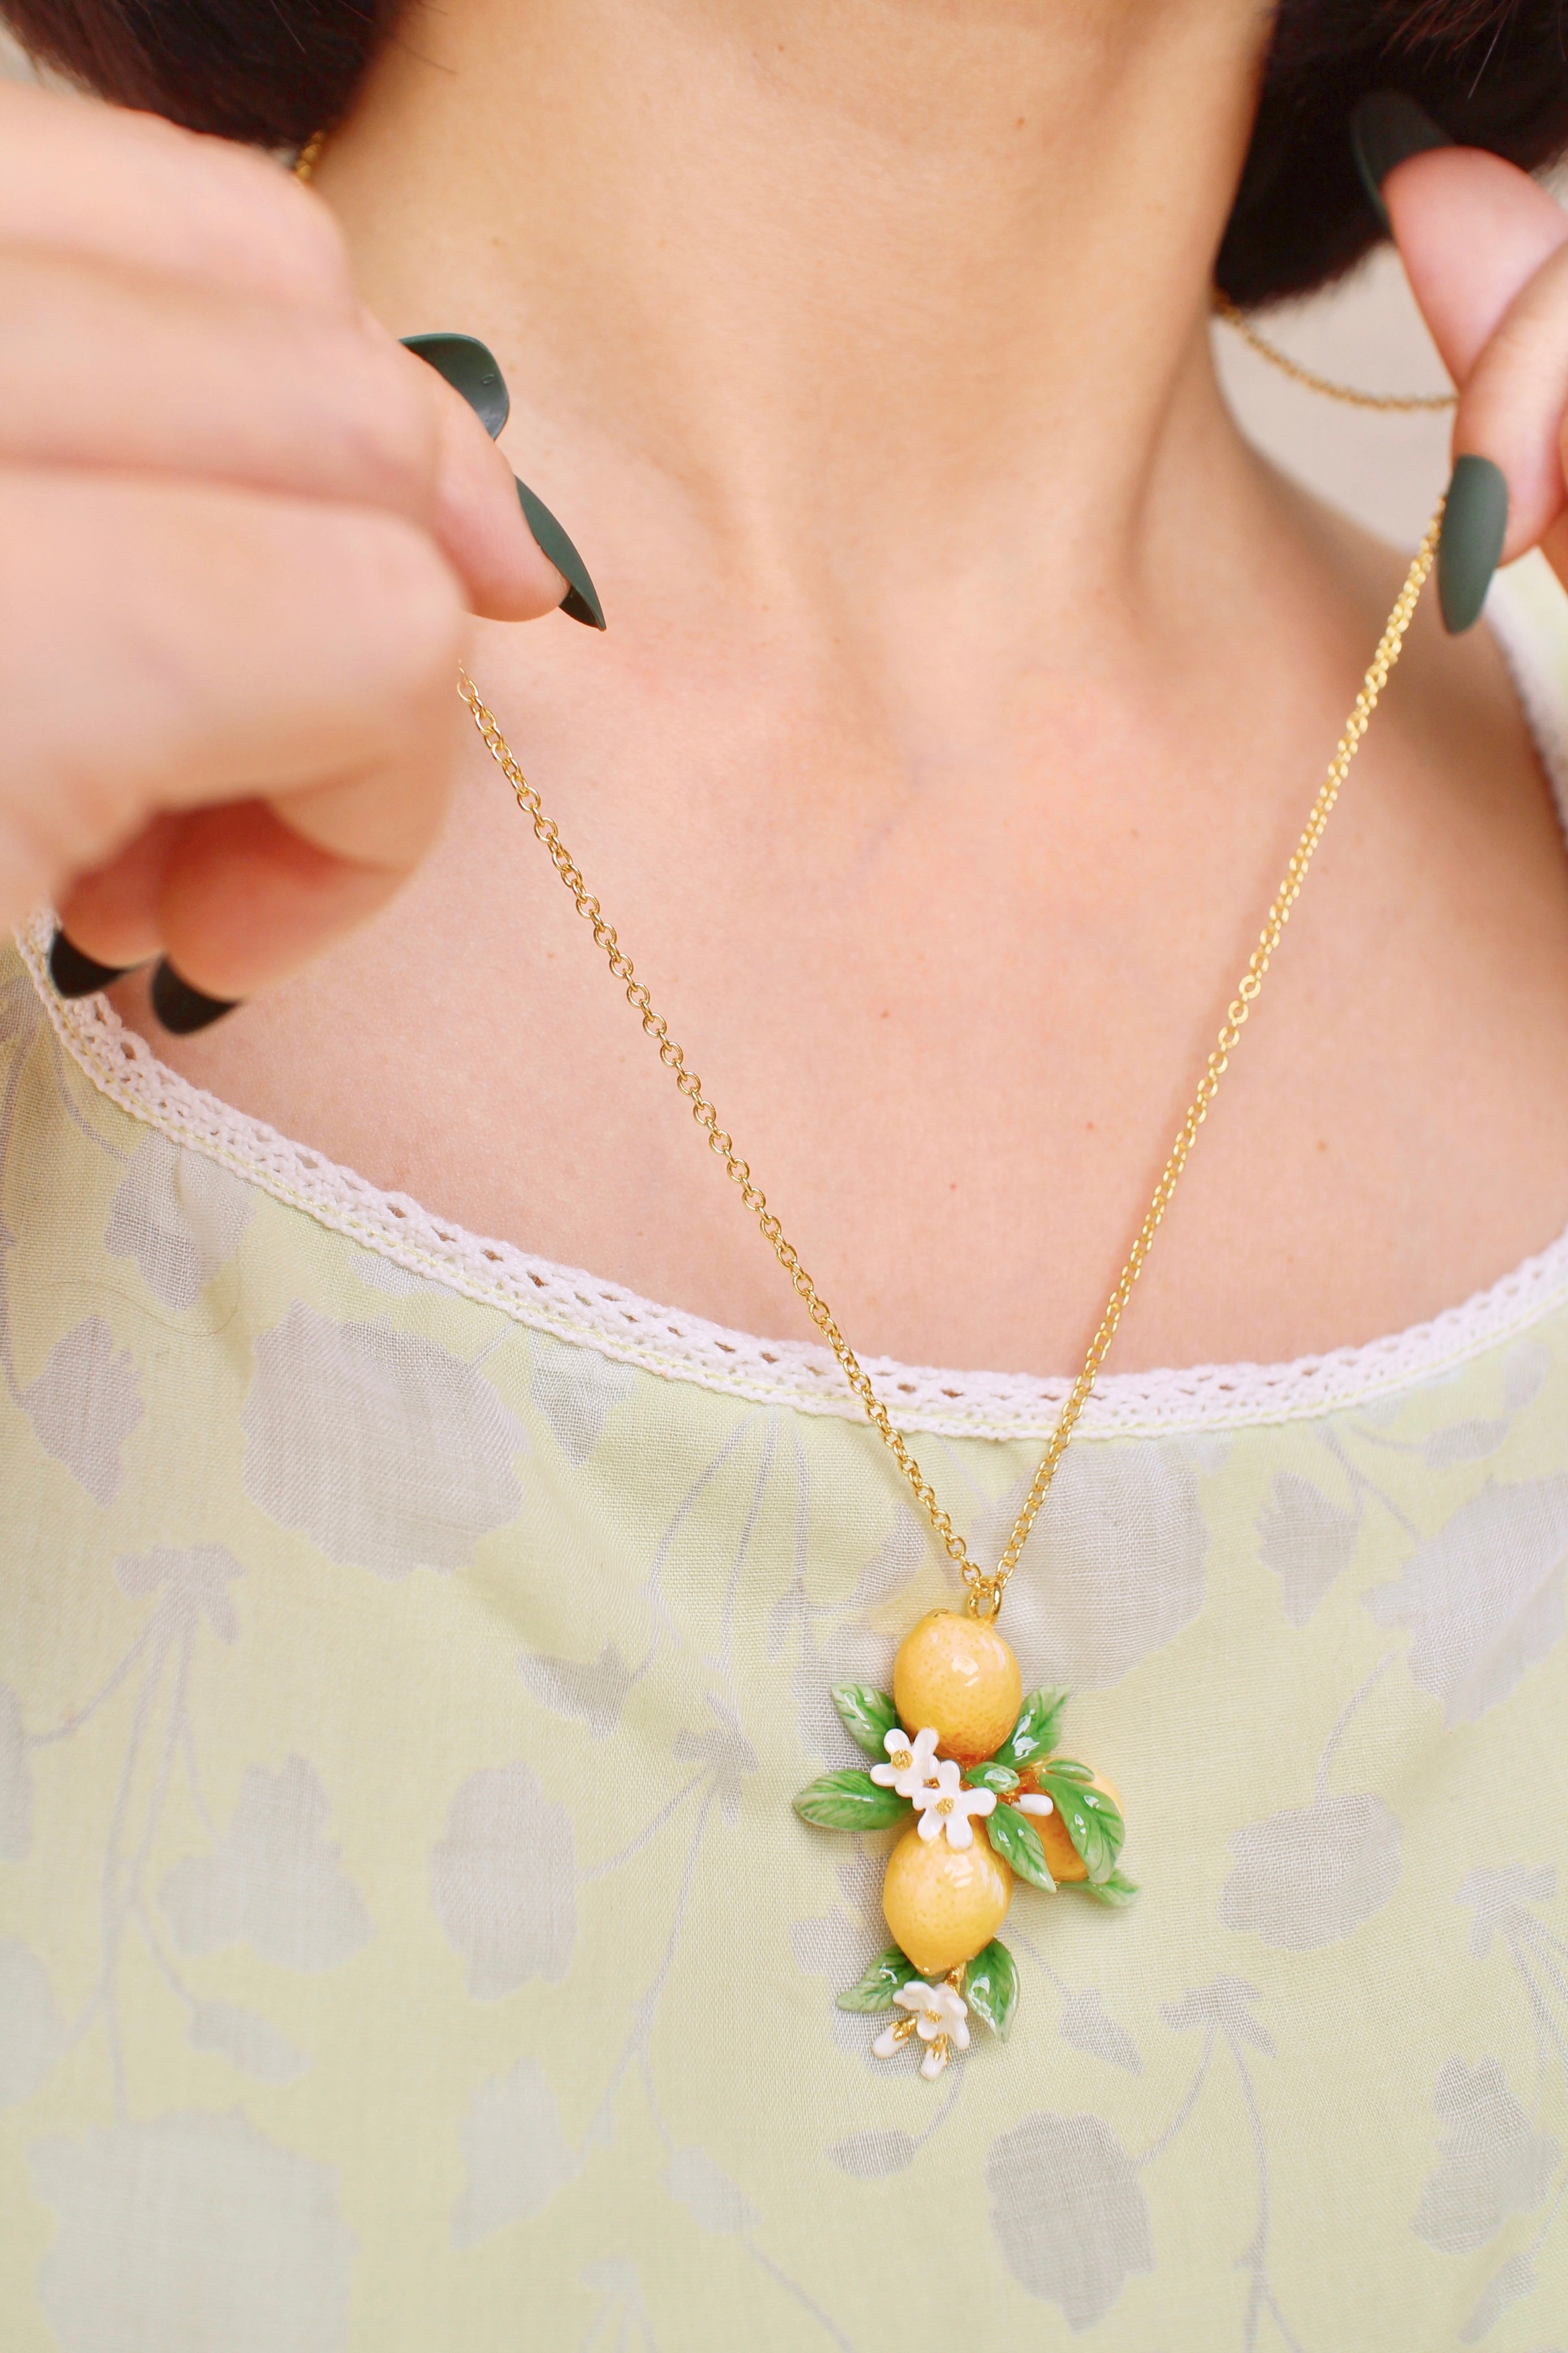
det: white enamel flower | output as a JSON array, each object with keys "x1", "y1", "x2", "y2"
[
  {"x1": 912, "y1": 1756, "x2": 997, "y2": 1848},
  {"x1": 872, "y1": 1979, "x2": 971, "y2": 2075},
  {"x1": 870, "y1": 1723, "x2": 939, "y2": 1798}
]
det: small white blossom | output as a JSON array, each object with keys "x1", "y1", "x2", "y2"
[
  {"x1": 871, "y1": 1978, "x2": 971, "y2": 2071},
  {"x1": 870, "y1": 1724, "x2": 939, "y2": 1798},
  {"x1": 1017, "y1": 1791, "x2": 1054, "y2": 1818},
  {"x1": 912, "y1": 1756, "x2": 997, "y2": 1848}
]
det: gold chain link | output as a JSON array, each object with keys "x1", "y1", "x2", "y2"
[
  {"x1": 463, "y1": 514, "x2": 1441, "y2": 1620},
  {"x1": 1212, "y1": 292, "x2": 1457, "y2": 414}
]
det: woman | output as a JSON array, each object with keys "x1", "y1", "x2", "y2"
[{"x1": 1, "y1": 1, "x2": 1566, "y2": 2343}]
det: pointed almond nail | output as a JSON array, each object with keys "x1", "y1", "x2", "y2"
[
  {"x1": 515, "y1": 476, "x2": 606, "y2": 629},
  {"x1": 1350, "y1": 92, "x2": 1453, "y2": 231},
  {"x1": 150, "y1": 962, "x2": 240, "y2": 1035},
  {"x1": 1438, "y1": 455, "x2": 1507, "y2": 634},
  {"x1": 402, "y1": 334, "x2": 510, "y2": 439},
  {"x1": 49, "y1": 927, "x2": 138, "y2": 998}
]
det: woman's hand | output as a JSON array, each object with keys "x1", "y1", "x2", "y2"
[
  {"x1": 0, "y1": 80, "x2": 570, "y2": 1018},
  {"x1": 1375, "y1": 119, "x2": 1568, "y2": 631}
]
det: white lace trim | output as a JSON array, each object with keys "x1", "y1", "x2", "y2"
[
  {"x1": 15, "y1": 914, "x2": 1568, "y2": 1442},
  {"x1": 16, "y1": 559, "x2": 1568, "y2": 1443}
]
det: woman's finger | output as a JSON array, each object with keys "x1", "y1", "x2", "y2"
[
  {"x1": 1385, "y1": 143, "x2": 1568, "y2": 622},
  {"x1": 1385, "y1": 145, "x2": 1568, "y2": 385},
  {"x1": 0, "y1": 468, "x2": 466, "y2": 935},
  {"x1": 54, "y1": 800, "x2": 407, "y2": 1000},
  {"x1": 0, "y1": 248, "x2": 442, "y2": 512},
  {"x1": 0, "y1": 80, "x2": 354, "y2": 312},
  {"x1": 61, "y1": 798, "x2": 416, "y2": 1002},
  {"x1": 0, "y1": 83, "x2": 568, "y2": 623},
  {"x1": 0, "y1": 247, "x2": 562, "y2": 623},
  {"x1": 0, "y1": 79, "x2": 596, "y2": 1009},
  {"x1": 53, "y1": 814, "x2": 182, "y2": 968},
  {"x1": 1447, "y1": 240, "x2": 1568, "y2": 561},
  {"x1": 417, "y1": 357, "x2": 574, "y2": 623}
]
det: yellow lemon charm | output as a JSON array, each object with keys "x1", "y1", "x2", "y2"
[
  {"x1": 794, "y1": 1643, "x2": 1132, "y2": 2074},
  {"x1": 893, "y1": 1610, "x2": 1022, "y2": 1764},
  {"x1": 881, "y1": 1822, "x2": 1013, "y2": 1978}
]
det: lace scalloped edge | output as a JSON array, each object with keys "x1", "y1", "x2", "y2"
[{"x1": 17, "y1": 903, "x2": 1568, "y2": 1442}]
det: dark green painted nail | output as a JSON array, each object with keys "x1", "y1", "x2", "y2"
[
  {"x1": 399, "y1": 334, "x2": 605, "y2": 628},
  {"x1": 401, "y1": 334, "x2": 510, "y2": 439},
  {"x1": 49, "y1": 927, "x2": 137, "y2": 998},
  {"x1": 150, "y1": 961, "x2": 240, "y2": 1036},
  {"x1": 516, "y1": 477, "x2": 606, "y2": 630},
  {"x1": 1438, "y1": 455, "x2": 1507, "y2": 635},
  {"x1": 1351, "y1": 92, "x2": 1452, "y2": 230}
]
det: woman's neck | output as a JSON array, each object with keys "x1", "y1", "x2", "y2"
[
  {"x1": 321, "y1": 0, "x2": 1268, "y2": 624},
  {"x1": 139, "y1": 0, "x2": 1568, "y2": 1375}
]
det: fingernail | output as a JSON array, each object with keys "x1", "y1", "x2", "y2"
[
  {"x1": 149, "y1": 961, "x2": 240, "y2": 1035},
  {"x1": 401, "y1": 333, "x2": 510, "y2": 440},
  {"x1": 515, "y1": 477, "x2": 607, "y2": 630},
  {"x1": 400, "y1": 331, "x2": 606, "y2": 628},
  {"x1": 1351, "y1": 92, "x2": 1453, "y2": 230},
  {"x1": 1438, "y1": 455, "x2": 1508, "y2": 634},
  {"x1": 48, "y1": 927, "x2": 137, "y2": 998}
]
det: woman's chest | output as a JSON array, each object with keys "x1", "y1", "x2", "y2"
[
  {"x1": 3, "y1": 1173, "x2": 1568, "y2": 2349},
  {"x1": 128, "y1": 627, "x2": 1568, "y2": 1379}
]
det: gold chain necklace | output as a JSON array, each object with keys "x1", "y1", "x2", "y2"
[
  {"x1": 1211, "y1": 290, "x2": 1457, "y2": 413},
  {"x1": 294, "y1": 120, "x2": 1447, "y2": 2072},
  {"x1": 459, "y1": 522, "x2": 1438, "y2": 2073},
  {"x1": 459, "y1": 522, "x2": 1438, "y2": 1610}
]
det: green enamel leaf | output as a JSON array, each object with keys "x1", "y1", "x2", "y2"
[
  {"x1": 964, "y1": 1760, "x2": 1019, "y2": 1795},
  {"x1": 830, "y1": 1684, "x2": 901, "y2": 1759},
  {"x1": 1037, "y1": 1758, "x2": 1125, "y2": 1885},
  {"x1": 985, "y1": 1802, "x2": 1056, "y2": 1890},
  {"x1": 792, "y1": 1769, "x2": 909, "y2": 1832},
  {"x1": 993, "y1": 1688, "x2": 1069, "y2": 1771},
  {"x1": 1077, "y1": 1865, "x2": 1139, "y2": 1907},
  {"x1": 964, "y1": 1938, "x2": 1019, "y2": 2039},
  {"x1": 836, "y1": 1946, "x2": 920, "y2": 2012}
]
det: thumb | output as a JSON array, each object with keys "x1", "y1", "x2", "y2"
[
  {"x1": 420, "y1": 354, "x2": 570, "y2": 623},
  {"x1": 1385, "y1": 144, "x2": 1568, "y2": 386},
  {"x1": 400, "y1": 331, "x2": 608, "y2": 631},
  {"x1": 1383, "y1": 139, "x2": 1568, "y2": 624}
]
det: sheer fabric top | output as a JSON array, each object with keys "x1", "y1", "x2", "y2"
[{"x1": 2, "y1": 561, "x2": 1567, "y2": 2351}]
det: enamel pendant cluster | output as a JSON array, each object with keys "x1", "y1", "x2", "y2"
[{"x1": 794, "y1": 1610, "x2": 1134, "y2": 2074}]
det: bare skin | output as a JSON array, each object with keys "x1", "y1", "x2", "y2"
[{"x1": 10, "y1": 0, "x2": 1568, "y2": 1373}]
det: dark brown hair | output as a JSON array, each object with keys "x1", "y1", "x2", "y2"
[
  {"x1": 5, "y1": 0, "x2": 1567, "y2": 305},
  {"x1": 1223, "y1": 1, "x2": 1568, "y2": 301}
]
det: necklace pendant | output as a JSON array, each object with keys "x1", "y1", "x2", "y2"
[{"x1": 794, "y1": 1610, "x2": 1134, "y2": 2066}]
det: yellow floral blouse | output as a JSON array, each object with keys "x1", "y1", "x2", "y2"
[{"x1": 4, "y1": 562, "x2": 1568, "y2": 2353}]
